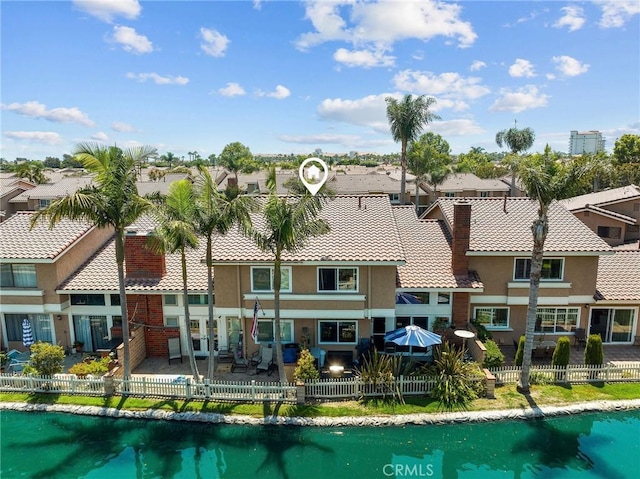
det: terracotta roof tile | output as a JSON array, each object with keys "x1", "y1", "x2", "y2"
[
  {"x1": 596, "y1": 251, "x2": 640, "y2": 301},
  {"x1": 0, "y1": 212, "x2": 95, "y2": 260},
  {"x1": 434, "y1": 197, "x2": 611, "y2": 253},
  {"x1": 392, "y1": 206, "x2": 483, "y2": 290},
  {"x1": 210, "y1": 195, "x2": 405, "y2": 263}
]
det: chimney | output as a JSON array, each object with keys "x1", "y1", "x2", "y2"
[
  {"x1": 452, "y1": 200, "x2": 471, "y2": 276},
  {"x1": 124, "y1": 232, "x2": 166, "y2": 279}
]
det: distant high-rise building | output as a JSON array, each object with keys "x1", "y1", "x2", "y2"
[{"x1": 569, "y1": 130, "x2": 605, "y2": 155}]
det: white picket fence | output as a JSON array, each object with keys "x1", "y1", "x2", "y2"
[
  {"x1": 489, "y1": 362, "x2": 640, "y2": 385},
  {"x1": 304, "y1": 375, "x2": 440, "y2": 400},
  {"x1": 0, "y1": 373, "x2": 105, "y2": 395}
]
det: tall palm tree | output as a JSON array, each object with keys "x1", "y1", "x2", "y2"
[
  {"x1": 516, "y1": 146, "x2": 589, "y2": 393},
  {"x1": 31, "y1": 143, "x2": 157, "y2": 379},
  {"x1": 495, "y1": 121, "x2": 535, "y2": 196},
  {"x1": 148, "y1": 179, "x2": 201, "y2": 380},
  {"x1": 385, "y1": 94, "x2": 441, "y2": 205},
  {"x1": 193, "y1": 165, "x2": 257, "y2": 380},
  {"x1": 250, "y1": 167, "x2": 330, "y2": 383}
]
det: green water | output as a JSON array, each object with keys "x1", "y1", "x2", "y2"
[{"x1": 1, "y1": 410, "x2": 639, "y2": 479}]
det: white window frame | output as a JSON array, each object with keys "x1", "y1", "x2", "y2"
[
  {"x1": 317, "y1": 267, "x2": 359, "y2": 293},
  {"x1": 164, "y1": 294, "x2": 177, "y2": 306},
  {"x1": 255, "y1": 319, "x2": 294, "y2": 343},
  {"x1": 318, "y1": 320, "x2": 358, "y2": 345},
  {"x1": 164, "y1": 316, "x2": 179, "y2": 327},
  {"x1": 474, "y1": 307, "x2": 510, "y2": 329},
  {"x1": 38, "y1": 199, "x2": 51, "y2": 209},
  {"x1": 250, "y1": 266, "x2": 292, "y2": 293},
  {"x1": 389, "y1": 193, "x2": 400, "y2": 203},
  {"x1": 444, "y1": 192, "x2": 455, "y2": 198},
  {"x1": 480, "y1": 191, "x2": 489, "y2": 198},
  {"x1": 514, "y1": 257, "x2": 564, "y2": 281},
  {"x1": 535, "y1": 307, "x2": 580, "y2": 334}
]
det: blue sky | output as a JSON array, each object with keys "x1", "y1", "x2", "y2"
[{"x1": 1, "y1": 0, "x2": 639, "y2": 162}]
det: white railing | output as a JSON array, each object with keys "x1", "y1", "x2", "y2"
[
  {"x1": 0, "y1": 373, "x2": 105, "y2": 395},
  {"x1": 304, "y1": 375, "x2": 440, "y2": 400},
  {"x1": 489, "y1": 362, "x2": 640, "y2": 384}
]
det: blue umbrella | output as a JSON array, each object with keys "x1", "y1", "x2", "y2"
[
  {"x1": 22, "y1": 318, "x2": 34, "y2": 348},
  {"x1": 384, "y1": 325, "x2": 442, "y2": 348}
]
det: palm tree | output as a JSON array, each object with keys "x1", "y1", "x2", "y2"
[
  {"x1": 385, "y1": 94, "x2": 441, "y2": 205},
  {"x1": 31, "y1": 143, "x2": 157, "y2": 379},
  {"x1": 516, "y1": 146, "x2": 589, "y2": 393},
  {"x1": 495, "y1": 121, "x2": 535, "y2": 196},
  {"x1": 407, "y1": 132, "x2": 451, "y2": 212},
  {"x1": 147, "y1": 179, "x2": 201, "y2": 380},
  {"x1": 193, "y1": 165, "x2": 258, "y2": 380},
  {"x1": 250, "y1": 167, "x2": 330, "y2": 383}
]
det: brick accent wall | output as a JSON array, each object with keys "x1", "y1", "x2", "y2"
[
  {"x1": 124, "y1": 235, "x2": 165, "y2": 278},
  {"x1": 126, "y1": 294, "x2": 173, "y2": 357},
  {"x1": 452, "y1": 201, "x2": 471, "y2": 275},
  {"x1": 452, "y1": 292, "x2": 470, "y2": 329}
]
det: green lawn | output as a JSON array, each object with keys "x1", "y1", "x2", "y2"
[{"x1": 2, "y1": 382, "x2": 639, "y2": 418}]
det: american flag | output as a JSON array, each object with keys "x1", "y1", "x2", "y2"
[{"x1": 251, "y1": 299, "x2": 259, "y2": 343}]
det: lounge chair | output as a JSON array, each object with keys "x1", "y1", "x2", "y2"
[
  {"x1": 217, "y1": 348, "x2": 232, "y2": 363},
  {"x1": 256, "y1": 346, "x2": 274, "y2": 376},
  {"x1": 231, "y1": 353, "x2": 249, "y2": 373},
  {"x1": 573, "y1": 328, "x2": 587, "y2": 349},
  {"x1": 7, "y1": 349, "x2": 30, "y2": 373}
]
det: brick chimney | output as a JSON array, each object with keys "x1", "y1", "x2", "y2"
[
  {"x1": 452, "y1": 200, "x2": 471, "y2": 275},
  {"x1": 124, "y1": 233, "x2": 165, "y2": 279}
]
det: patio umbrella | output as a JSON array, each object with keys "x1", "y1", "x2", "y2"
[
  {"x1": 384, "y1": 325, "x2": 442, "y2": 348},
  {"x1": 22, "y1": 318, "x2": 34, "y2": 348}
]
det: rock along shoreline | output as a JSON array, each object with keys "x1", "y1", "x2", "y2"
[{"x1": 2, "y1": 399, "x2": 640, "y2": 427}]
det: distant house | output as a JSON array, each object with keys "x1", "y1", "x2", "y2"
[
  {"x1": 0, "y1": 178, "x2": 35, "y2": 221},
  {"x1": 420, "y1": 173, "x2": 510, "y2": 206},
  {"x1": 560, "y1": 185, "x2": 640, "y2": 246}
]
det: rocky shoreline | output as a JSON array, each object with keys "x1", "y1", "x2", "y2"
[{"x1": 2, "y1": 399, "x2": 640, "y2": 427}]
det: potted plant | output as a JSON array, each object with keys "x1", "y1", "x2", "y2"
[{"x1": 73, "y1": 340, "x2": 84, "y2": 354}]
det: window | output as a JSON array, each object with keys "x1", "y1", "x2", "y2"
[
  {"x1": 318, "y1": 267, "x2": 358, "y2": 292},
  {"x1": 389, "y1": 193, "x2": 400, "y2": 203},
  {"x1": 628, "y1": 225, "x2": 640, "y2": 233},
  {"x1": 256, "y1": 320, "x2": 293, "y2": 343},
  {"x1": 319, "y1": 320, "x2": 357, "y2": 344},
  {"x1": 70, "y1": 294, "x2": 105, "y2": 306},
  {"x1": 437, "y1": 293, "x2": 451, "y2": 304},
  {"x1": 597, "y1": 226, "x2": 621, "y2": 239},
  {"x1": 514, "y1": 258, "x2": 563, "y2": 280},
  {"x1": 480, "y1": 191, "x2": 489, "y2": 198},
  {"x1": 38, "y1": 199, "x2": 51, "y2": 209},
  {"x1": 535, "y1": 307, "x2": 579, "y2": 333},
  {"x1": 188, "y1": 294, "x2": 210, "y2": 305},
  {"x1": 112, "y1": 315, "x2": 123, "y2": 327},
  {"x1": 5, "y1": 314, "x2": 52, "y2": 342},
  {"x1": 164, "y1": 316, "x2": 179, "y2": 327},
  {"x1": 164, "y1": 295, "x2": 177, "y2": 305},
  {"x1": 0, "y1": 264, "x2": 37, "y2": 288},
  {"x1": 475, "y1": 307, "x2": 509, "y2": 329},
  {"x1": 395, "y1": 292, "x2": 429, "y2": 304},
  {"x1": 444, "y1": 192, "x2": 455, "y2": 198},
  {"x1": 395, "y1": 316, "x2": 428, "y2": 329},
  {"x1": 110, "y1": 294, "x2": 121, "y2": 306},
  {"x1": 251, "y1": 267, "x2": 291, "y2": 293}
]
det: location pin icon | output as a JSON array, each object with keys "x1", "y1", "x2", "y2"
[{"x1": 298, "y1": 157, "x2": 329, "y2": 196}]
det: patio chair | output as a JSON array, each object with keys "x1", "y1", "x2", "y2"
[
  {"x1": 167, "y1": 337, "x2": 182, "y2": 364},
  {"x1": 256, "y1": 346, "x2": 274, "y2": 376},
  {"x1": 217, "y1": 348, "x2": 232, "y2": 363},
  {"x1": 573, "y1": 328, "x2": 587, "y2": 349},
  {"x1": 231, "y1": 352, "x2": 249, "y2": 373}
]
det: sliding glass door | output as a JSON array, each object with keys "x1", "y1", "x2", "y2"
[{"x1": 589, "y1": 308, "x2": 636, "y2": 343}]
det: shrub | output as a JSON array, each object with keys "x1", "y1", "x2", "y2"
[
  {"x1": 530, "y1": 372, "x2": 554, "y2": 385},
  {"x1": 28, "y1": 342, "x2": 65, "y2": 376},
  {"x1": 430, "y1": 342, "x2": 482, "y2": 411},
  {"x1": 70, "y1": 357, "x2": 110, "y2": 377},
  {"x1": 470, "y1": 319, "x2": 492, "y2": 342},
  {"x1": 293, "y1": 349, "x2": 319, "y2": 382},
  {"x1": 584, "y1": 334, "x2": 604, "y2": 366},
  {"x1": 515, "y1": 336, "x2": 526, "y2": 367},
  {"x1": 356, "y1": 351, "x2": 403, "y2": 402},
  {"x1": 482, "y1": 339, "x2": 505, "y2": 369},
  {"x1": 69, "y1": 362, "x2": 90, "y2": 377},
  {"x1": 0, "y1": 351, "x2": 8, "y2": 369},
  {"x1": 552, "y1": 337, "x2": 571, "y2": 367}
]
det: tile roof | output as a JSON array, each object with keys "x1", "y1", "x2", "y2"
[
  {"x1": 427, "y1": 173, "x2": 510, "y2": 193},
  {"x1": 210, "y1": 195, "x2": 406, "y2": 263},
  {"x1": 327, "y1": 173, "x2": 401, "y2": 194},
  {"x1": 560, "y1": 185, "x2": 640, "y2": 211},
  {"x1": 432, "y1": 197, "x2": 611, "y2": 253},
  {"x1": 0, "y1": 178, "x2": 35, "y2": 198},
  {"x1": 59, "y1": 236, "x2": 210, "y2": 292},
  {"x1": 577, "y1": 204, "x2": 637, "y2": 224},
  {"x1": 392, "y1": 207, "x2": 483, "y2": 290},
  {"x1": 0, "y1": 211, "x2": 95, "y2": 260},
  {"x1": 9, "y1": 176, "x2": 94, "y2": 202},
  {"x1": 595, "y1": 251, "x2": 640, "y2": 301}
]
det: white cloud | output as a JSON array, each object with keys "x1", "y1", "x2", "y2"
[
  {"x1": 392, "y1": 70, "x2": 491, "y2": 106},
  {"x1": 470, "y1": 60, "x2": 486, "y2": 71},
  {"x1": 333, "y1": 48, "x2": 395, "y2": 68},
  {"x1": 200, "y1": 27, "x2": 230, "y2": 57},
  {"x1": 295, "y1": 0, "x2": 477, "y2": 54},
  {"x1": 110, "y1": 26, "x2": 153, "y2": 54},
  {"x1": 257, "y1": 85, "x2": 291, "y2": 99},
  {"x1": 317, "y1": 93, "x2": 391, "y2": 133},
  {"x1": 429, "y1": 119, "x2": 485, "y2": 136},
  {"x1": 91, "y1": 132, "x2": 109, "y2": 142},
  {"x1": 4, "y1": 131, "x2": 63, "y2": 145},
  {"x1": 1, "y1": 101, "x2": 94, "y2": 126},
  {"x1": 489, "y1": 85, "x2": 550, "y2": 113},
  {"x1": 551, "y1": 55, "x2": 590, "y2": 76},
  {"x1": 508, "y1": 59, "x2": 536, "y2": 78},
  {"x1": 126, "y1": 72, "x2": 189, "y2": 85},
  {"x1": 218, "y1": 83, "x2": 246, "y2": 97},
  {"x1": 553, "y1": 6, "x2": 586, "y2": 32},
  {"x1": 72, "y1": 0, "x2": 141, "y2": 23},
  {"x1": 594, "y1": 0, "x2": 640, "y2": 28},
  {"x1": 112, "y1": 121, "x2": 136, "y2": 132}
]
